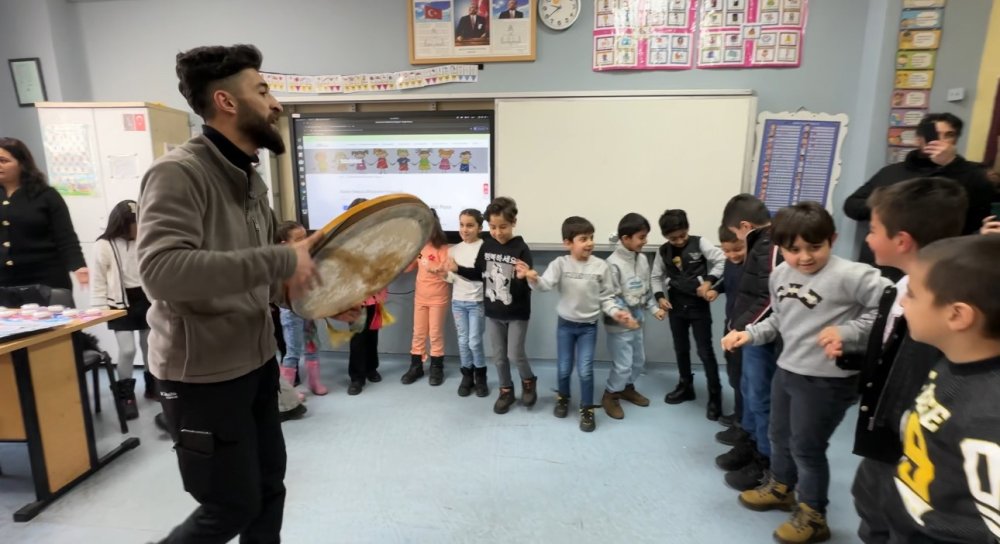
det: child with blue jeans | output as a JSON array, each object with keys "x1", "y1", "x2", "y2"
[
  {"x1": 720, "y1": 194, "x2": 782, "y2": 491},
  {"x1": 519, "y1": 216, "x2": 632, "y2": 432},
  {"x1": 723, "y1": 202, "x2": 889, "y2": 544},
  {"x1": 276, "y1": 221, "x2": 328, "y2": 396},
  {"x1": 602, "y1": 213, "x2": 666, "y2": 420},
  {"x1": 445, "y1": 208, "x2": 489, "y2": 398}
]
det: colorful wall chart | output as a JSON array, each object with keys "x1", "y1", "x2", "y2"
[
  {"x1": 752, "y1": 111, "x2": 848, "y2": 212},
  {"x1": 887, "y1": 0, "x2": 945, "y2": 163},
  {"x1": 698, "y1": 0, "x2": 808, "y2": 68},
  {"x1": 593, "y1": 0, "x2": 698, "y2": 71}
]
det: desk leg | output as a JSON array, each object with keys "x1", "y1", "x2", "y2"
[{"x1": 10, "y1": 335, "x2": 140, "y2": 522}]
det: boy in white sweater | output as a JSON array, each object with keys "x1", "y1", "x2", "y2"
[
  {"x1": 517, "y1": 216, "x2": 633, "y2": 432},
  {"x1": 602, "y1": 213, "x2": 665, "y2": 420}
]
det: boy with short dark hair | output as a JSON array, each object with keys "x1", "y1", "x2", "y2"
[
  {"x1": 602, "y1": 213, "x2": 666, "y2": 420},
  {"x1": 723, "y1": 202, "x2": 890, "y2": 544},
  {"x1": 519, "y1": 216, "x2": 633, "y2": 432},
  {"x1": 879, "y1": 234, "x2": 1000, "y2": 542},
  {"x1": 718, "y1": 193, "x2": 782, "y2": 491},
  {"x1": 651, "y1": 209, "x2": 726, "y2": 420},
  {"x1": 708, "y1": 225, "x2": 753, "y2": 472},
  {"x1": 849, "y1": 176, "x2": 969, "y2": 543}
]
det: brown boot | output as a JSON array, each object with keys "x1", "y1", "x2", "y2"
[
  {"x1": 602, "y1": 390, "x2": 624, "y2": 419},
  {"x1": 774, "y1": 503, "x2": 831, "y2": 544},
  {"x1": 521, "y1": 376, "x2": 538, "y2": 407},
  {"x1": 620, "y1": 383, "x2": 650, "y2": 407}
]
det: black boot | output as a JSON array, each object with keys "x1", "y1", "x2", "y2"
[
  {"x1": 707, "y1": 386, "x2": 722, "y2": 421},
  {"x1": 664, "y1": 374, "x2": 696, "y2": 404},
  {"x1": 143, "y1": 370, "x2": 157, "y2": 399},
  {"x1": 429, "y1": 356, "x2": 445, "y2": 386},
  {"x1": 458, "y1": 367, "x2": 474, "y2": 397},
  {"x1": 725, "y1": 453, "x2": 769, "y2": 491},
  {"x1": 473, "y1": 367, "x2": 489, "y2": 397},
  {"x1": 401, "y1": 354, "x2": 424, "y2": 384},
  {"x1": 114, "y1": 378, "x2": 139, "y2": 420}
]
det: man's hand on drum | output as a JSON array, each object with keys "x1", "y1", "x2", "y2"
[
  {"x1": 329, "y1": 305, "x2": 362, "y2": 324},
  {"x1": 287, "y1": 230, "x2": 323, "y2": 300}
]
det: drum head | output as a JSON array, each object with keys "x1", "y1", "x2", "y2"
[{"x1": 291, "y1": 194, "x2": 433, "y2": 319}]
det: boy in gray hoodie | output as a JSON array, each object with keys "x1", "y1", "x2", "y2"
[{"x1": 602, "y1": 213, "x2": 666, "y2": 420}]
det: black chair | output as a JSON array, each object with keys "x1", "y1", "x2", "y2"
[{"x1": 0, "y1": 285, "x2": 128, "y2": 434}]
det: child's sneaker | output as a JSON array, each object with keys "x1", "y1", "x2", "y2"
[
  {"x1": 554, "y1": 394, "x2": 570, "y2": 418},
  {"x1": 725, "y1": 454, "x2": 768, "y2": 491},
  {"x1": 619, "y1": 384, "x2": 650, "y2": 406},
  {"x1": 738, "y1": 475, "x2": 795, "y2": 512},
  {"x1": 579, "y1": 407, "x2": 596, "y2": 432},
  {"x1": 521, "y1": 377, "x2": 538, "y2": 407},
  {"x1": 493, "y1": 387, "x2": 516, "y2": 414},
  {"x1": 773, "y1": 503, "x2": 831, "y2": 544}
]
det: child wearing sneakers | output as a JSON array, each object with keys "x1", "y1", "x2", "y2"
[
  {"x1": 602, "y1": 213, "x2": 666, "y2": 420},
  {"x1": 708, "y1": 225, "x2": 752, "y2": 473},
  {"x1": 449, "y1": 197, "x2": 537, "y2": 414},
  {"x1": 651, "y1": 209, "x2": 726, "y2": 419},
  {"x1": 719, "y1": 193, "x2": 782, "y2": 491},
  {"x1": 444, "y1": 208, "x2": 489, "y2": 398},
  {"x1": 722, "y1": 202, "x2": 890, "y2": 544},
  {"x1": 847, "y1": 177, "x2": 968, "y2": 543},
  {"x1": 277, "y1": 221, "x2": 327, "y2": 396},
  {"x1": 518, "y1": 216, "x2": 633, "y2": 432},
  {"x1": 872, "y1": 235, "x2": 1000, "y2": 542}
]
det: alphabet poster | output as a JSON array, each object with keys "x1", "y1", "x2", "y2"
[{"x1": 593, "y1": 0, "x2": 697, "y2": 71}]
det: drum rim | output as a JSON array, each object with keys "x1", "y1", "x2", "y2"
[{"x1": 312, "y1": 193, "x2": 428, "y2": 257}]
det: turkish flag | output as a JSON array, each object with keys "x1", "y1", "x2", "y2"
[{"x1": 424, "y1": 5, "x2": 442, "y2": 19}]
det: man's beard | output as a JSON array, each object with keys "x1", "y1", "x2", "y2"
[{"x1": 237, "y1": 103, "x2": 285, "y2": 155}]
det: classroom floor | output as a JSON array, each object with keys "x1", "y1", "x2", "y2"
[{"x1": 0, "y1": 355, "x2": 863, "y2": 543}]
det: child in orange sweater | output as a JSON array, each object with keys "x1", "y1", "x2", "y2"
[{"x1": 401, "y1": 210, "x2": 452, "y2": 386}]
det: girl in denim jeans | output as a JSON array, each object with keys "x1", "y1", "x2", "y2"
[
  {"x1": 445, "y1": 209, "x2": 488, "y2": 397},
  {"x1": 276, "y1": 221, "x2": 327, "y2": 396}
]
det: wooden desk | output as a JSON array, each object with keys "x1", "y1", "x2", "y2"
[{"x1": 0, "y1": 310, "x2": 140, "y2": 521}]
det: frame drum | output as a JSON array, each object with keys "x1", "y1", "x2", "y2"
[{"x1": 290, "y1": 194, "x2": 433, "y2": 319}]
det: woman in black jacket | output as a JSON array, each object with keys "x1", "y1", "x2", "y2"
[{"x1": 0, "y1": 137, "x2": 87, "y2": 290}]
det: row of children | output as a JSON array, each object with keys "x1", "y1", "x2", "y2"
[{"x1": 704, "y1": 180, "x2": 999, "y2": 544}]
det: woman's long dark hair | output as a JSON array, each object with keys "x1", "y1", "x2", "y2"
[
  {"x1": 428, "y1": 209, "x2": 447, "y2": 248},
  {"x1": 98, "y1": 200, "x2": 137, "y2": 241},
  {"x1": 0, "y1": 137, "x2": 49, "y2": 197}
]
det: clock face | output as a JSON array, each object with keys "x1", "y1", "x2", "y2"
[{"x1": 539, "y1": 0, "x2": 581, "y2": 30}]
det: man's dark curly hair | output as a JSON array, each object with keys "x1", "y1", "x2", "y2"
[{"x1": 175, "y1": 44, "x2": 263, "y2": 118}]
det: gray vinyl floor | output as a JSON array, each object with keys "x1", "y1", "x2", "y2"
[{"x1": 0, "y1": 354, "x2": 863, "y2": 543}]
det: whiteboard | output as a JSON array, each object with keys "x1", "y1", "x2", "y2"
[{"x1": 495, "y1": 95, "x2": 757, "y2": 247}]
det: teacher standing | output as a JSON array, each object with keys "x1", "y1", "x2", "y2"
[{"x1": 0, "y1": 137, "x2": 88, "y2": 290}]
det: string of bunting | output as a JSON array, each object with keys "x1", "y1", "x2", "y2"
[{"x1": 260, "y1": 64, "x2": 478, "y2": 94}]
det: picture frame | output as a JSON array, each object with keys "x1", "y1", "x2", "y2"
[
  {"x1": 8, "y1": 58, "x2": 47, "y2": 107},
  {"x1": 409, "y1": 0, "x2": 537, "y2": 64}
]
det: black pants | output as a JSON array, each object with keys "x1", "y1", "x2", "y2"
[
  {"x1": 723, "y1": 326, "x2": 743, "y2": 421},
  {"x1": 668, "y1": 312, "x2": 721, "y2": 390},
  {"x1": 348, "y1": 304, "x2": 380, "y2": 384},
  {"x1": 158, "y1": 359, "x2": 286, "y2": 544},
  {"x1": 853, "y1": 458, "x2": 941, "y2": 543}
]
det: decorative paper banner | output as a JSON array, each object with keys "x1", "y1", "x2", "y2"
[
  {"x1": 593, "y1": 0, "x2": 697, "y2": 71},
  {"x1": 698, "y1": 0, "x2": 808, "y2": 69},
  {"x1": 260, "y1": 65, "x2": 478, "y2": 95},
  {"x1": 751, "y1": 111, "x2": 848, "y2": 212},
  {"x1": 902, "y1": 0, "x2": 945, "y2": 8}
]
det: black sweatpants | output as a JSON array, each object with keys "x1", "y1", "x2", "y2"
[
  {"x1": 157, "y1": 358, "x2": 286, "y2": 544},
  {"x1": 348, "y1": 304, "x2": 380, "y2": 384},
  {"x1": 668, "y1": 312, "x2": 722, "y2": 390}
]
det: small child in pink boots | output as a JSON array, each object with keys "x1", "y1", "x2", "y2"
[{"x1": 277, "y1": 221, "x2": 328, "y2": 396}]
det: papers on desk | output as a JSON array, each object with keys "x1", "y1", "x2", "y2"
[{"x1": 0, "y1": 315, "x2": 72, "y2": 341}]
